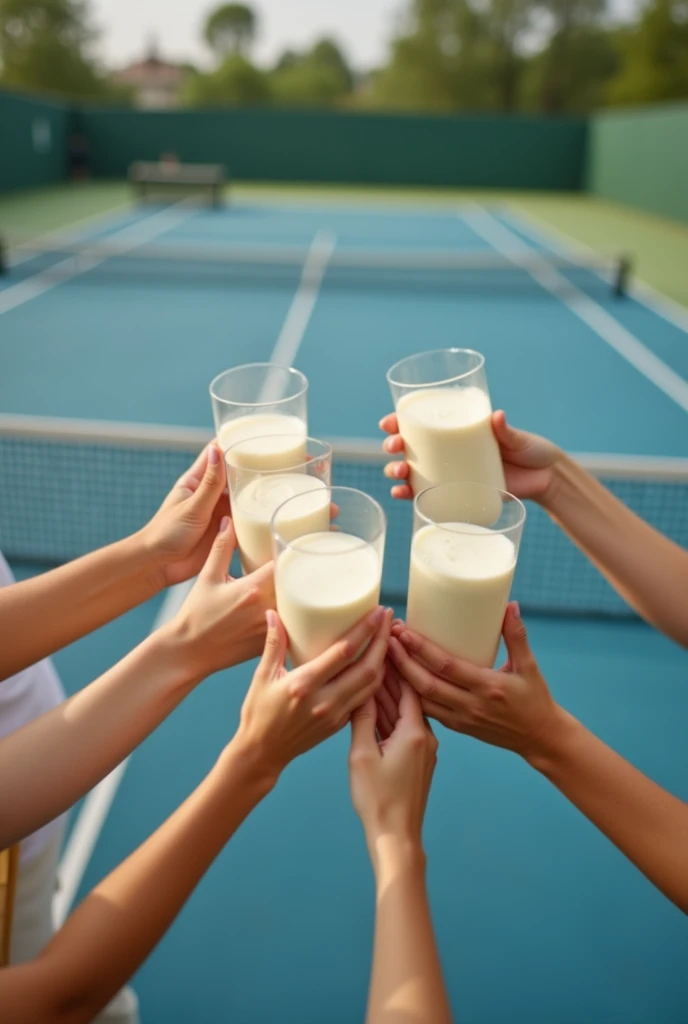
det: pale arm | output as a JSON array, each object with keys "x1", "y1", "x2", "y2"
[
  {"x1": 392, "y1": 606, "x2": 688, "y2": 916},
  {"x1": 0, "y1": 534, "x2": 162, "y2": 681},
  {"x1": 544, "y1": 453, "x2": 688, "y2": 648},
  {"x1": 368, "y1": 839, "x2": 451, "y2": 1024},
  {"x1": 0, "y1": 630, "x2": 194, "y2": 849},
  {"x1": 0, "y1": 443, "x2": 228, "y2": 682},
  {"x1": 0, "y1": 739, "x2": 273, "y2": 1024},
  {"x1": 0, "y1": 520, "x2": 272, "y2": 849},
  {"x1": 350, "y1": 689, "x2": 451, "y2": 1024},
  {"x1": 529, "y1": 710, "x2": 688, "y2": 915}
]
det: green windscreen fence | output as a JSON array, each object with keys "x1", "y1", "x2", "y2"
[
  {"x1": 589, "y1": 102, "x2": 688, "y2": 223},
  {"x1": 75, "y1": 107, "x2": 587, "y2": 190},
  {"x1": 0, "y1": 90, "x2": 70, "y2": 191}
]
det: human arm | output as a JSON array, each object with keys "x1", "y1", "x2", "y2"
[
  {"x1": 0, "y1": 443, "x2": 230, "y2": 681},
  {"x1": 380, "y1": 409, "x2": 688, "y2": 646},
  {"x1": 0, "y1": 518, "x2": 273, "y2": 849},
  {"x1": 389, "y1": 605, "x2": 688, "y2": 914},
  {"x1": 0, "y1": 606, "x2": 391, "y2": 1022},
  {"x1": 349, "y1": 685, "x2": 451, "y2": 1024}
]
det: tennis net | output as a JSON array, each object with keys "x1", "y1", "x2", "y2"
[
  {"x1": 0, "y1": 235, "x2": 632, "y2": 297},
  {"x1": 1, "y1": 415, "x2": 686, "y2": 617}
]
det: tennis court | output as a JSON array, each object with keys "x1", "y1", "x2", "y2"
[{"x1": 2, "y1": 188, "x2": 687, "y2": 1022}]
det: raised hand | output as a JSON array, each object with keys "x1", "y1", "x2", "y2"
[
  {"x1": 349, "y1": 682, "x2": 451, "y2": 1024},
  {"x1": 379, "y1": 409, "x2": 560, "y2": 504},
  {"x1": 141, "y1": 442, "x2": 231, "y2": 587},
  {"x1": 349, "y1": 683, "x2": 437, "y2": 857},
  {"x1": 388, "y1": 603, "x2": 565, "y2": 761},
  {"x1": 235, "y1": 606, "x2": 392, "y2": 779},
  {"x1": 163, "y1": 516, "x2": 275, "y2": 678}
]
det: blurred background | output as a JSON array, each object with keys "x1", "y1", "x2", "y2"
[{"x1": 1, "y1": 0, "x2": 687, "y2": 114}]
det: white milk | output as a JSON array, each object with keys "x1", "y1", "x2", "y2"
[
  {"x1": 407, "y1": 522, "x2": 516, "y2": 667},
  {"x1": 396, "y1": 386, "x2": 505, "y2": 496},
  {"x1": 233, "y1": 474, "x2": 330, "y2": 573},
  {"x1": 276, "y1": 531, "x2": 382, "y2": 666},
  {"x1": 218, "y1": 413, "x2": 306, "y2": 470}
]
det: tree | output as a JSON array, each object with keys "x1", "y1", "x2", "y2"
[
  {"x1": 521, "y1": 25, "x2": 619, "y2": 112},
  {"x1": 607, "y1": 0, "x2": 688, "y2": 105},
  {"x1": 183, "y1": 53, "x2": 271, "y2": 106},
  {"x1": 0, "y1": 0, "x2": 124, "y2": 99},
  {"x1": 270, "y1": 37, "x2": 354, "y2": 107},
  {"x1": 366, "y1": 0, "x2": 503, "y2": 112},
  {"x1": 527, "y1": 0, "x2": 609, "y2": 112},
  {"x1": 203, "y1": 3, "x2": 256, "y2": 58}
]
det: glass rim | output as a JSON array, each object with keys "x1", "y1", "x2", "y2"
[
  {"x1": 414, "y1": 482, "x2": 526, "y2": 537},
  {"x1": 223, "y1": 435, "x2": 332, "y2": 474},
  {"x1": 271, "y1": 485, "x2": 387, "y2": 553},
  {"x1": 386, "y1": 348, "x2": 485, "y2": 390},
  {"x1": 209, "y1": 363, "x2": 309, "y2": 409}
]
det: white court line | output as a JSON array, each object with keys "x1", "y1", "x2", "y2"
[
  {"x1": 498, "y1": 204, "x2": 688, "y2": 336},
  {"x1": 269, "y1": 229, "x2": 336, "y2": 369},
  {"x1": 0, "y1": 199, "x2": 197, "y2": 316},
  {"x1": 461, "y1": 203, "x2": 688, "y2": 415},
  {"x1": 53, "y1": 578, "x2": 194, "y2": 927},
  {"x1": 52, "y1": 235, "x2": 332, "y2": 923}
]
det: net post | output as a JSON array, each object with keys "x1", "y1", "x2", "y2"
[
  {"x1": 0, "y1": 236, "x2": 7, "y2": 275},
  {"x1": 614, "y1": 254, "x2": 632, "y2": 297}
]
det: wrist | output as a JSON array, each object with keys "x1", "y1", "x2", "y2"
[
  {"x1": 540, "y1": 450, "x2": 578, "y2": 514},
  {"x1": 149, "y1": 620, "x2": 205, "y2": 692},
  {"x1": 524, "y1": 705, "x2": 581, "y2": 778},
  {"x1": 369, "y1": 833, "x2": 426, "y2": 884},
  {"x1": 129, "y1": 527, "x2": 170, "y2": 594},
  {"x1": 215, "y1": 733, "x2": 280, "y2": 799}
]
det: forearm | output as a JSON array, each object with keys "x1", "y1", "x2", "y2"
[
  {"x1": 0, "y1": 740, "x2": 275, "y2": 1024},
  {"x1": 0, "y1": 628, "x2": 196, "y2": 848},
  {"x1": 543, "y1": 454, "x2": 688, "y2": 646},
  {"x1": 367, "y1": 838, "x2": 451, "y2": 1024},
  {"x1": 0, "y1": 531, "x2": 164, "y2": 681},
  {"x1": 529, "y1": 709, "x2": 688, "y2": 914}
]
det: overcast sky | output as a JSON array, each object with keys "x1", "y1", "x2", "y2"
[{"x1": 91, "y1": 0, "x2": 402, "y2": 71}]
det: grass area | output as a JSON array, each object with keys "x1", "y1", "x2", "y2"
[
  {"x1": 0, "y1": 182, "x2": 130, "y2": 242},
  {"x1": 2, "y1": 180, "x2": 686, "y2": 309},
  {"x1": 504, "y1": 193, "x2": 688, "y2": 311}
]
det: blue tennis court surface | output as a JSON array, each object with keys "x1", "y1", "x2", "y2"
[
  {"x1": 2, "y1": 199, "x2": 687, "y2": 451},
  {"x1": 4, "y1": 197, "x2": 688, "y2": 1022}
]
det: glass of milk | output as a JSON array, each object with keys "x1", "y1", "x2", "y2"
[
  {"x1": 272, "y1": 487, "x2": 386, "y2": 666},
  {"x1": 210, "y1": 363, "x2": 308, "y2": 469},
  {"x1": 387, "y1": 348, "x2": 505, "y2": 496},
  {"x1": 225, "y1": 436, "x2": 332, "y2": 574},
  {"x1": 406, "y1": 481, "x2": 525, "y2": 668}
]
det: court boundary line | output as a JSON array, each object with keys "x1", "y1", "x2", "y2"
[
  {"x1": 500, "y1": 204, "x2": 688, "y2": 335},
  {"x1": 0, "y1": 198, "x2": 198, "y2": 316},
  {"x1": 50, "y1": 261, "x2": 326, "y2": 921},
  {"x1": 52, "y1": 579, "x2": 193, "y2": 928},
  {"x1": 460, "y1": 203, "x2": 688, "y2": 414},
  {"x1": 3, "y1": 414, "x2": 687, "y2": 479},
  {"x1": 262, "y1": 230, "x2": 336, "y2": 377}
]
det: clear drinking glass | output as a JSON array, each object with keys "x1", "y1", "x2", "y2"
[
  {"x1": 406, "y1": 481, "x2": 526, "y2": 668},
  {"x1": 210, "y1": 364, "x2": 308, "y2": 470},
  {"x1": 225, "y1": 436, "x2": 332, "y2": 574},
  {"x1": 272, "y1": 487, "x2": 386, "y2": 666},
  {"x1": 386, "y1": 348, "x2": 505, "y2": 495}
]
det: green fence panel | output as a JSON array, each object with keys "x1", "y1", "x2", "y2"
[
  {"x1": 0, "y1": 90, "x2": 70, "y2": 191},
  {"x1": 589, "y1": 103, "x2": 688, "y2": 223},
  {"x1": 76, "y1": 107, "x2": 587, "y2": 190}
]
